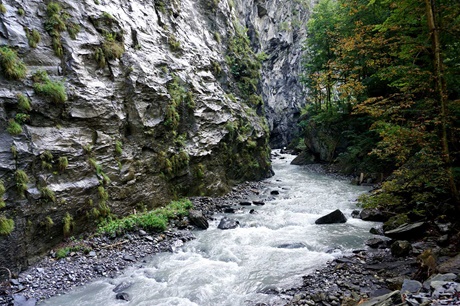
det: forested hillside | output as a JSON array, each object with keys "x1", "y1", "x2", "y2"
[{"x1": 299, "y1": 0, "x2": 460, "y2": 216}]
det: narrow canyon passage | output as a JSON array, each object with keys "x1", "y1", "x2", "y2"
[{"x1": 43, "y1": 151, "x2": 376, "y2": 306}]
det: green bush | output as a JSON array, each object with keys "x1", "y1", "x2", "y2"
[
  {"x1": 15, "y1": 113, "x2": 30, "y2": 124},
  {"x1": 94, "y1": 47, "x2": 106, "y2": 68},
  {"x1": 26, "y1": 28, "x2": 41, "y2": 48},
  {"x1": 7, "y1": 119, "x2": 22, "y2": 135},
  {"x1": 168, "y1": 34, "x2": 181, "y2": 52},
  {"x1": 63, "y1": 212, "x2": 73, "y2": 237},
  {"x1": 58, "y1": 156, "x2": 68, "y2": 172},
  {"x1": 17, "y1": 7, "x2": 25, "y2": 16},
  {"x1": 17, "y1": 93, "x2": 32, "y2": 111},
  {"x1": 0, "y1": 4, "x2": 6, "y2": 14},
  {"x1": 66, "y1": 22, "x2": 80, "y2": 40},
  {"x1": 102, "y1": 33, "x2": 124, "y2": 60},
  {"x1": 44, "y1": 2, "x2": 67, "y2": 57},
  {"x1": 0, "y1": 216, "x2": 14, "y2": 235},
  {"x1": 0, "y1": 181, "x2": 5, "y2": 209},
  {"x1": 98, "y1": 199, "x2": 193, "y2": 235},
  {"x1": 40, "y1": 187, "x2": 56, "y2": 203},
  {"x1": 115, "y1": 140, "x2": 122, "y2": 155},
  {"x1": 0, "y1": 47, "x2": 27, "y2": 80},
  {"x1": 15, "y1": 170, "x2": 29, "y2": 197},
  {"x1": 33, "y1": 70, "x2": 67, "y2": 104}
]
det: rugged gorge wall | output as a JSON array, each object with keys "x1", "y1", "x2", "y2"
[
  {"x1": 0, "y1": 0, "x2": 308, "y2": 271},
  {"x1": 238, "y1": 0, "x2": 310, "y2": 148}
]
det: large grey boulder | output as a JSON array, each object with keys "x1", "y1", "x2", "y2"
[
  {"x1": 359, "y1": 208, "x2": 391, "y2": 222},
  {"x1": 315, "y1": 209, "x2": 347, "y2": 224},
  {"x1": 188, "y1": 210, "x2": 209, "y2": 230},
  {"x1": 217, "y1": 217, "x2": 239, "y2": 230},
  {"x1": 384, "y1": 222, "x2": 425, "y2": 240}
]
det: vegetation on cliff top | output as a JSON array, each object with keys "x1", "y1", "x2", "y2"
[{"x1": 300, "y1": 0, "x2": 460, "y2": 216}]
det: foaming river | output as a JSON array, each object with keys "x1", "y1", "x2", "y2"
[{"x1": 43, "y1": 150, "x2": 375, "y2": 306}]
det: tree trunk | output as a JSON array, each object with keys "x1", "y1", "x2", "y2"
[{"x1": 425, "y1": 0, "x2": 459, "y2": 202}]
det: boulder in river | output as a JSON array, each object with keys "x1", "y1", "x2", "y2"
[
  {"x1": 217, "y1": 217, "x2": 239, "y2": 230},
  {"x1": 384, "y1": 222, "x2": 425, "y2": 240},
  {"x1": 315, "y1": 209, "x2": 347, "y2": 224},
  {"x1": 115, "y1": 292, "x2": 130, "y2": 301},
  {"x1": 290, "y1": 151, "x2": 315, "y2": 165},
  {"x1": 188, "y1": 210, "x2": 209, "y2": 229}
]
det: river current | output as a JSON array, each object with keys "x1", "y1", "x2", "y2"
[{"x1": 43, "y1": 150, "x2": 375, "y2": 306}]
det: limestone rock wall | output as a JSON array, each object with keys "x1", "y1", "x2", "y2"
[{"x1": 0, "y1": 0, "x2": 309, "y2": 271}]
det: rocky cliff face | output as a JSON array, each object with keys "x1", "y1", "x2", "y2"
[
  {"x1": 236, "y1": 0, "x2": 310, "y2": 148},
  {"x1": 0, "y1": 0, "x2": 309, "y2": 272}
]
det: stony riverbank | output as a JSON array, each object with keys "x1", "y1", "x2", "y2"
[
  {"x1": 274, "y1": 227, "x2": 460, "y2": 306},
  {"x1": 0, "y1": 181, "x2": 267, "y2": 306}
]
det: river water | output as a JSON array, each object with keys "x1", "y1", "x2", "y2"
[{"x1": 43, "y1": 151, "x2": 375, "y2": 306}]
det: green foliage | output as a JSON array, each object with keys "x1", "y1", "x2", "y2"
[
  {"x1": 98, "y1": 199, "x2": 193, "y2": 235},
  {"x1": 45, "y1": 2, "x2": 66, "y2": 57},
  {"x1": 214, "y1": 31, "x2": 221, "y2": 44},
  {"x1": 300, "y1": 0, "x2": 460, "y2": 210},
  {"x1": 40, "y1": 187, "x2": 56, "y2": 203},
  {"x1": 11, "y1": 146, "x2": 17, "y2": 159},
  {"x1": 94, "y1": 33, "x2": 124, "y2": 68},
  {"x1": 0, "y1": 47, "x2": 27, "y2": 80},
  {"x1": 0, "y1": 181, "x2": 5, "y2": 209},
  {"x1": 101, "y1": 11, "x2": 114, "y2": 20},
  {"x1": 226, "y1": 22, "x2": 263, "y2": 103},
  {"x1": 7, "y1": 119, "x2": 22, "y2": 135},
  {"x1": 0, "y1": 216, "x2": 14, "y2": 235},
  {"x1": 102, "y1": 33, "x2": 124, "y2": 60},
  {"x1": 94, "y1": 0, "x2": 100, "y2": 4},
  {"x1": 15, "y1": 113, "x2": 30, "y2": 124},
  {"x1": 66, "y1": 22, "x2": 80, "y2": 40},
  {"x1": 115, "y1": 140, "x2": 122, "y2": 155},
  {"x1": 164, "y1": 75, "x2": 194, "y2": 130},
  {"x1": 94, "y1": 47, "x2": 106, "y2": 68},
  {"x1": 15, "y1": 170, "x2": 28, "y2": 197},
  {"x1": 56, "y1": 247, "x2": 69, "y2": 259},
  {"x1": 45, "y1": 216, "x2": 54, "y2": 230},
  {"x1": 26, "y1": 28, "x2": 41, "y2": 48},
  {"x1": 63, "y1": 212, "x2": 73, "y2": 237},
  {"x1": 32, "y1": 70, "x2": 67, "y2": 104},
  {"x1": 58, "y1": 156, "x2": 68, "y2": 172},
  {"x1": 0, "y1": 4, "x2": 6, "y2": 14},
  {"x1": 17, "y1": 93, "x2": 32, "y2": 112},
  {"x1": 168, "y1": 34, "x2": 181, "y2": 52},
  {"x1": 17, "y1": 7, "x2": 25, "y2": 16}
]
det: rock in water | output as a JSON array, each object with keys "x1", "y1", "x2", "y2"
[
  {"x1": 217, "y1": 217, "x2": 239, "y2": 230},
  {"x1": 315, "y1": 209, "x2": 347, "y2": 224},
  {"x1": 115, "y1": 292, "x2": 130, "y2": 301},
  {"x1": 188, "y1": 210, "x2": 209, "y2": 230},
  {"x1": 113, "y1": 281, "x2": 133, "y2": 293}
]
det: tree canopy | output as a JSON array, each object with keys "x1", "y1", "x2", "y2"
[{"x1": 301, "y1": 0, "x2": 460, "y2": 213}]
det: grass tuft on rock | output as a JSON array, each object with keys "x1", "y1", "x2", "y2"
[
  {"x1": 0, "y1": 47, "x2": 27, "y2": 80},
  {"x1": 32, "y1": 70, "x2": 67, "y2": 104},
  {"x1": 98, "y1": 199, "x2": 193, "y2": 235},
  {"x1": 0, "y1": 216, "x2": 14, "y2": 235},
  {"x1": 7, "y1": 119, "x2": 22, "y2": 135}
]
